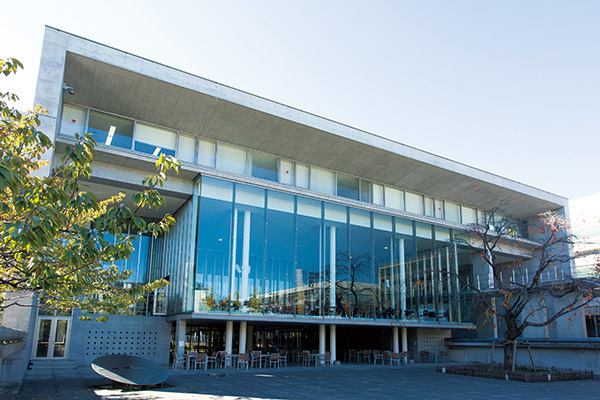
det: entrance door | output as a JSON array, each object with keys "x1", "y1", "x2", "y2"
[{"x1": 33, "y1": 317, "x2": 71, "y2": 359}]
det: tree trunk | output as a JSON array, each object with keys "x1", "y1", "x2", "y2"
[{"x1": 503, "y1": 341, "x2": 515, "y2": 370}]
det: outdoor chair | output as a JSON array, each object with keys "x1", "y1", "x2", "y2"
[
  {"x1": 436, "y1": 351, "x2": 448, "y2": 363},
  {"x1": 251, "y1": 351, "x2": 262, "y2": 368},
  {"x1": 400, "y1": 351, "x2": 410, "y2": 364},
  {"x1": 383, "y1": 350, "x2": 391, "y2": 365},
  {"x1": 171, "y1": 352, "x2": 185, "y2": 370},
  {"x1": 373, "y1": 350, "x2": 384, "y2": 364},
  {"x1": 420, "y1": 351, "x2": 431, "y2": 363},
  {"x1": 195, "y1": 352, "x2": 208, "y2": 370},
  {"x1": 363, "y1": 349, "x2": 372, "y2": 363},
  {"x1": 348, "y1": 349, "x2": 357, "y2": 363},
  {"x1": 269, "y1": 353, "x2": 280, "y2": 368},
  {"x1": 302, "y1": 350, "x2": 311, "y2": 366},
  {"x1": 390, "y1": 352, "x2": 401, "y2": 366},
  {"x1": 217, "y1": 351, "x2": 228, "y2": 368},
  {"x1": 279, "y1": 350, "x2": 288, "y2": 367},
  {"x1": 292, "y1": 349, "x2": 300, "y2": 363},
  {"x1": 323, "y1": 351, "x2": 332, "y2": 367},
  {"x1": 238, "y1": 353, "x2": 249, "y2": 370}
]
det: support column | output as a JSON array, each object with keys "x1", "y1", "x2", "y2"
[
  {"x1": 319, "y1": 324, "x2": 326, "y2": 364},
  {"x1": 392, "y1": 326, "x2": 399, "y2": 353},
  {"x1": 246, "y1": 324, "x2": 254, "y2": 352},
  {"x1": 230, "y1": 209, "x2": 238, "y2": 302},
  {"x1": 399, "y1": 239, "x2": 406, "y2": 314},
  {"x1": 239, "y1": 321, "x2": 247, "y2": 354},
  {"x1": 175, "y1": 320, "x2": 186, "y2": 357},
  {"x1": 329, "y1": 226, "x2": 336, "y2": 314},
  {"x1": 225, "y1": 321, "x2": 233, "y2": 354},
  {"x1": 330, "y1": 325, "x2": 336, "y2": 363},
  {"x1": 241, "y1": 211, "x2": 251, "y2": 300},
  {"x1": 401, "y1": 327, "x2": 408, "y2": 353}
]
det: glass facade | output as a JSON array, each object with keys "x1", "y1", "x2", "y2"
[{"x1": 189, "y1": 176, "x2": 474, "y2": 323}]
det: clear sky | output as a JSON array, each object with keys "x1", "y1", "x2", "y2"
[{"x1": 2, "y1": 1, "x2": 599, "y2": 200}]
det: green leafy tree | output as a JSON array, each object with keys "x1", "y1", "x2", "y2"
[{"x1": 0, "y1": 58, "x2": 180, "y2": 320}]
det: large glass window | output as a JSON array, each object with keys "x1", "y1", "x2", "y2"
[
  {"x1": 297, "y1": 197, "x2": 322, "y2": 316},
  {"x1": 445, "y1": 201, "x2": 460, "y2": 223},
  {"x1": 310, "y1": 167, "x2": 335, "y2": 195},
  {"x1": 251, "y1": 153, "x2": 278, "y2": 182},
  {"x1": 135, "y1": 123, "x2": 176, "y2": 157},
  {"x1": 360, "y1": 180, "x2": 372, "y2": 203},
  {"x1": 88, "y1": 111, "x2": 134, "y2": 150},
  {"x1": 372, "y1": 183, "x2": 384, "y2": 206},
  {"x1": 60, "y1": 104, "x2": 86, "y2": 137},
  {"x1": 325, "y1": 203, "x2": 348, "y2": 316},
  {"x1": 296, "y1": 164, "x2": 309, "y2": 189},
  {"x1": 348, "y1": 209, "x2": 373, "y2": 318},
  {"x1": 216, "y1": 144, "x2": 247, "y2": 175},
  {"x1": 385, "y1": 187, "x2": 404, "y2": 210},
  {"x1": 405, "y1": 192, "x2": 424, "y2": 215},
  {"x1": 461, "y1": 206, "x2": 477, "y2": 225},
  {"x1": 279, "y1": 160, "x2": 294, "y2": 185},
  {"x1": 198, "y1": 139, "x2": 216, "y2": 167},
  {"x1": 177, "y1": 134, "x2": 196, "y2": 163},
  {"x1": 337, "y1": 173, "x2": 359, "y2": 200}
]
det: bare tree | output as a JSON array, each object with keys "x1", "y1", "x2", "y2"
[{"x1": 464, "y1": 206, "x2": 599, "y2": 369}]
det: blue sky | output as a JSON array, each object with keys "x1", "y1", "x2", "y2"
[{"x1": 2, "y1": 1, "x2": 599, "y2": 200}]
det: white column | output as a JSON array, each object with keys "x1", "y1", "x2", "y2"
[
  {"x1": 175, "y1": 320, "x2": 186, "y2": 357},
  {"x1": 230, "y1": 209, "x2": 239, "y2": 301},
  {"x1": 225, "y1": 321, "x2": 233, "y2": 354},
  {"x1": 246, "y1": 324, "x2": 254, "y2": 352},
  {"x1": 319, "y1": 324, "x2": 326, "y2": 363},
  {"x1": 241, "y1": 211, "x2": 251, "y2": 300},
  {"x1": 329, "y1": 226, "x2": 336, "y2": 313},
  {"x1": 392, "y1": 326, "x2": 399, "y2": 353},
  {"x1": 239, "y1": 321, "x2": 247, "y2": 354},
  {"x1": 399, "y1": 239, "x2": 406, "y2": 314},
  {"x1": 330, "y1": 325, "x2": 336, "y2": 363},
  {"x1": 401, "y1": 327, "x2": 408, "y2": 353}
]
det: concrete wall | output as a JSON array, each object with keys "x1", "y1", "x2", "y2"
[
  {"x1": 69, "y1": 311, "x2": 171, "y2": 366},
  {"x1": 0, "y1": 294, "x2": 38, "y2": 384},
  {"x1": 448, "y1": 341, "x2": 600, "y2": 374}
]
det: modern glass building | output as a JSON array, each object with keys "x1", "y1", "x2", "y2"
[{"x1": 5, "y1": 27, "x2": 573, "y2": 372}]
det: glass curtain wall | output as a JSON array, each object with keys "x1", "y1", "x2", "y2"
[{"x1": 193, "y1": 176, "x2": 473, "y2": 323}]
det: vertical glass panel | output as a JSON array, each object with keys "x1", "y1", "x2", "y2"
[
  {"x1": 461, "y1": 206, "x2": 477, "y2": 225},
  {"x1": 415, "y1": 222, "x2": 432, "y2": 239},
  {"x1": 435, "y1": 200, "x2": 445, "y2": 219},
  {"x1": 324, "y1": 203, "x2": 347, "y2": 223},
  {"x1": 178, "y1": 134, "x2": 196, "y2": 163},
  {"x1": 265, "y1": 191, "x2": 295, "y2": 315},
  {"x1": 347, "y1": 208, "x2": 373, "y2": 318},
  {"x1": 415, "y1": 224, "x2": 434, "y2": 314},
  {"x1": 296, "y1": 164, "x2": 309, "y2": 189},
  {"x1": 233, "y1": 185, "x2": 266, "y2": 314},
  {"x1": 36, "y1": 319, "x2": 52, "y2": 358},
  {"x1": 373, "y1": 214, "x2": 392, "y2": 232},
  {"x1": 337, "y1": 174, "x2": 359, "y2": 200},
  {"x1": 385, "y1": 187, "x2": 404, "y2": 210},
  {"x1": 251, "y1": 153, "x2": 278, "y2": 182},
  {"x1": 445, "y1": 201, "x2": 460, "y2": 223},
  {"x1": 396, "y1": 218, "x2": 413, "y2": 235},
  {"x1": 372, "y1": 183, "x2": 384, "y2": 206},
  {"x1": 405, "y1": 192, "x2": 424, "y2": 215},
  {"x1": 310, "y1": 167, "x2": 335, "y2": 195},
  {"x1": 197, "y1": 178, "x2": 234, "y2": 303},
  {"x1": 424, "y1": 197, "x2": 434, "y2": 217},
  {"x1": 53, "y1": 320, "x2": 68, "y2": 358},
  {"x1": 216, "y1": 144, "x2": 247, "y2": 175},
  {"x1": 373, "y1": 214, "x2": 394, "y2": 319},
  {"x1": 360, "y1": 180, "x2": 372, "y2": 203},
  {"x1": 325, "y1": 204, "x2": 349, "y2": 317},
  {"x1": 88, "y1": 111, "x2": 134, "y2": 150},
  {"x1": 297, "y1": 197, "x2": 322, "y2": 316},
  {"x1": 60, "y1": 104, "x2": 86, "y2": 137},
  {"x1": 280, "y1": 160, "x2": 294, "y2": 185},
  {"x1": 198, "y1": 139, "x2": 216, "y2": 167},
  {"x1": 135, "y1": 123, "x2": 176, "y2": 157}
]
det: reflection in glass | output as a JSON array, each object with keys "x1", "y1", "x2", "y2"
[
  {"x1": 337, "y1": 174, "x2": 359, "y2": 200},
  {"x1": 251, "y1": 153, "x2": 278, "y2": 182},
  {"x1": 217, "y1": 144, "x2": 247, "y2": 175},
  {"x1": 134, "y1": 123, "x2": 176, "y2": 157},
  {"x1": 60, "y1": 105, "x2": 86, "y2": 137},
  {"x1": 88, "y1": 111, "x2": 134, "y2": 150}
]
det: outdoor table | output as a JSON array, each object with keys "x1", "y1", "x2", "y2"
[
  {"x1": 356, "y1": 351, "x2": 364, "y2": 362},
  {"x1": 261, "y1": 354, "x2": 272, "y2": 368},
  {"x1": 312, "y1": 353, "x2": 325, "y2": 366},
  {"x1": 185, "y1": 353, "x2": 197, "y2": 370}
]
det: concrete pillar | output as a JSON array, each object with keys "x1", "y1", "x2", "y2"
[
  {"x1": 319, "y1": 324, "x2": 326, "y2": 363},
  {"x1": 239, "y1": 321, "x2": 247, "y2": 354},
  {"x1": 401, "y1": 327, "x2": 408, "y2": 353},
  {"x1": 175, "y1": 319, "x2": 186, "y2": 357},
  {"x1": 392, "y1": 326, "x2": 399, "y2": 353},
  {"x1": 225, "y1": 321, "x2": 233, "y2": 354},
  {"x1": 329, "y1": 226, "x2": 336, "y2": 313},
  {"x1": 330, "y1": 324, "x2": 337, "y2": 363},
  {"x1": 246, "y1": 324, "x2": 254, "y2": 352}
]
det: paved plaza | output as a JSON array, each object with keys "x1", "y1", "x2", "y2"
[{"x1": 4, "y1": 363, "x2": 599, "y2": 400}]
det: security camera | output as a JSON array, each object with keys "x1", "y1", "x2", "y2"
[{"x1": 63, "y1": 82, "x2": 75, "y2": 95}]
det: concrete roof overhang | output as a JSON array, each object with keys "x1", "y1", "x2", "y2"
[{"x1": 58, "y1": 34, "x2": 567, "y2": 221}]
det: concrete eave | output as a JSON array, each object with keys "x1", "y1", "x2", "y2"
[{"x1": 39, "y1": 26, "x2": 568, "y2": 220}]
